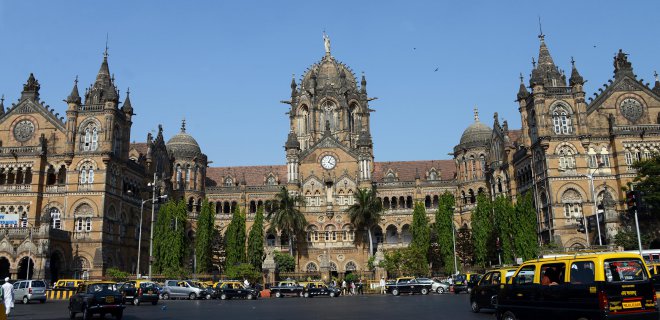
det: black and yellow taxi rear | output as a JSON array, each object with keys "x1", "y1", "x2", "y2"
[
  {"x1": 495, "y1": 252, "x2": 658, "y2": 320},
  {"x1": 68, "y1": 281, "x2": 125, "y2": 319},
  {"x1": 470, "y1": 267, "x2": 517, "y2": 312},
  {"x1": 119, "y1": 280, "x2": 159, "y2": 306}
]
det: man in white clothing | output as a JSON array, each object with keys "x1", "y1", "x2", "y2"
[
  {"x1": 2, "y1": 277, "x2": 13, "y2": 315},
  {"x1": 379, "y1": 277, "x2": 386, "y2": 295}
]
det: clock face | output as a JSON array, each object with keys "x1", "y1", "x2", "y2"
[{"x1": 321, "y1": 155, "x2": 336, "y2": 170}]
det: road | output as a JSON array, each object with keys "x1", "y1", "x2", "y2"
[{"x1": 10, "y1": 293, "x2": 493, "y2": 320}]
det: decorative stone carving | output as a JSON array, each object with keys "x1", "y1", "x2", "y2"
[
  {"x1": 336, "y1": 254, "x2": 345, "y2": 262},
  {"x1": 13, "y1": 119, "x2": 35, "y2": 142},
  {"x1": 620, "y1": 98, "x2": 644, "y2": 123}
]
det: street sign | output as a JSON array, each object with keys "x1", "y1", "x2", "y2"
[{"x1": 0, "y1": 214, "x2": 19, "y2": 226}]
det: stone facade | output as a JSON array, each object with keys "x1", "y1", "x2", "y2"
[{"x1": 2, "y1": 34, "x2": 659, "y2": 281}]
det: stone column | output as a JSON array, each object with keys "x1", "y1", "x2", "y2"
[{"x1": 262, "y1": 248, "x2": 276, "y2": 284}]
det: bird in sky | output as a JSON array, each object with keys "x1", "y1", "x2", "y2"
[{"x1": 434, "y1": 67, "x2": 439, "y2": 72}]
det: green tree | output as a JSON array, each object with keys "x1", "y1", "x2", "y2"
[
  {"x1": 225, "y1": 263, "x2": 261, "y2": 284},
  {"x1": 513, "y1": 193, "x2": 539, "y2": 261},
  {"x1": 273, "y1": 251, "x2": 295, "y2": 272},
  {"x1": 225, "y1": 206, "x2": 247, "y2": 268},
  {"x1": 106, "y1": 267, "x2": 130, "y2": 282},
  {"x1": 247, "y1": 205, "x2": 265, "y2": 270},
  {"x1": 434, "y1": 192, "x2": 455, "y2": 274},
  {"x1": 456, "y1": 226, "x2": 473, "y2": 268},
  {"x1": 631, "y1": 153, "x2": 660, "y2": 212},
  {"x1": 211, "y1": 226, "x2": 226, "y2": 273},
  {"x1": 493, "y1": 195, "x2": 515, "y2": 264},
  {"x1": 153, "y1": 200, "x2": 187, "y2": 274},
  {"x1": 614, "y1": 227, "x2": 652, "y2": 250},
  {"x1": 471, "y1": 193, "x2": 494, "y2": 267},
  {"x1": 195, "y1": 198, "x2": 215, "y2": 273},
  {"x1": 378, "y1": 249, "x2": 403, "y2": 277},
  {"x1": 345, "y1": 188, "x2": 383, "y2": 256},
  {"x1": 410, "y1": 202, "x2": 430, "y2": 268},
  {"x1": 266, "y1": 187, "x2": 308, "y2": 257},
  {"x1": 378, "y1": 247, "x2": 428, "y2": 277}
]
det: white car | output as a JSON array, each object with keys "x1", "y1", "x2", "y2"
[{"x1": 415, "y1": 278, "x2": 449, "y2": 294}]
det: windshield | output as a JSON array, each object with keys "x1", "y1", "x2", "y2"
[
  {"x1": 604, "y1": 259, "x2": 648, "y2": 283},
  {"x1": 88, "y1": 283, "x2": 117, "y2": 293}
]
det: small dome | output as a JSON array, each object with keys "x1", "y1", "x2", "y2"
[
  {"x1": 166, "y1": 120, "x2": 202, "y2": 156},
  {"x1": 301, "y1": 55, "x2": 358, "y2": 91},
  {"x1": 459, "y1": 108, "x2": 491, "y2": 145}
]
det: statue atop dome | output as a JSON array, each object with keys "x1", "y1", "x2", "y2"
[{"x1": 323, "y1": 32, "x2": 331, "y2": 55}]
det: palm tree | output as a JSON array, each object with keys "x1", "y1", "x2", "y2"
[
  {"x1": 346, "y1": 187, "x2": 383, "y2": 256},
  {"x1": 266, "y1": 187, "x2": 308, "y2": 256}
]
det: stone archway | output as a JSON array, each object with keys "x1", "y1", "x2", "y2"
[
  {"x1": 17, "y1": 256, "x2": 34, "y2": 280},
  {"x1": 50, "y1": 251, "x2": 64, "y2": 284},
  {"x1": 0, "y1": 257, "x2": 10, "y2": 280}
]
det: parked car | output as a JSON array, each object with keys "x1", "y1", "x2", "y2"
[
  {"x1": 386, "y1": 277, "x2": 432, "y2": 296},
  {"x1": 214, "y1": 281, "x2": 260, "y2": 300},
  {"x1": 496, "y1": 252, "x2": 658, "y2": 320},
  {"x1": 470, "y1": 267, "x2": 517, "y2": 312},
  {"x1": 118, "y1": 280, "x2": 159, "y2": 306},
  {"x1": 161, "y1": 280, "x2": 209, "y2": 300},
  {"x1": 68, "y1": 281, "x2": 124, "y2": 320},
  {"x1": 302, "y1": 281, "x2": 340, "y2": 298},
  {"x1": 270, "y1": 280, "x2": 304, "y2": 298},
  {"x1": 13, "y1": 279, "x2": 47, "y2": 304}
]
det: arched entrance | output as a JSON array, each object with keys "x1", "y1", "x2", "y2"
[
  {"x1": 17, "y1": 256, "x2": 34, "y2": 280},
  {"x1": 50, "y1": 252, "x2": 64, "y2": 284},
  {"x1": 0, "y1": 257, "x2": 10, "y2": 280}
]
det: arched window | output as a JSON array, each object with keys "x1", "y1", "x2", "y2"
[
  {"x1": 85, "y1": 217, "x2": 92, "y2": 231},
  {"x1": 558, "y1": 147, "x2": 576, "y2": 170},
  {"x1": 552, "y1": 105, "x2": 573, "y2": 134},
  {"x1": 79, "y1": 163, "x2": 94, "y2": 185},
  {"x1": 224, "y1": 177, "x2": 233, "y2": 187},
  {"x1": 307, "y1": 225, "x2": 319, "y2": 242},
  {"x1": 561, "y1": 189, "x2": 583, "y2": 219},
  {"x1": 345, "y1": 261, "x2": 357, "y2": 272},
  {"x1": 469, "y1": 189, "x2": 476, "y2": 204},
  {"x1": 80, "y1": 125, "x2": 99, "y2": 151},
  {"x1": 50, "y1": 208, "x2": 61, "y2": 229},
  {"x1": 325, "y1": 225, "x2": 336, "y2": 242},
  {"x1": 428, "y1": 170, "x2": 437, "y2": 181},
  {"x1": 266, "y1": 176, "x2": 277, "y2": 185},
  {"x1": 266, "y1": 234, "x2": 276, "y2": 246},
  {"x1": 298, "y1": 105, "x2": 309, "y2": 135},
  {"x1": 306, "y1": 262, "x2": 318, "y2": 272},
  {"x1": 113, "y1": 127, "x2": 121, "y2": 155},
  {"x1": 76, "y1": 218, "x2": 84, "y2": 232}
]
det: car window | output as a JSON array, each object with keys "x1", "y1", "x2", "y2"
[
  {"x1": 88, "y1": 283, "x2": 117, "y2": 293},
  {"x1": 31, "y1": 281, "x2": 46, "y2": 288},
  {"x1": 480, "y1": 273, "x2": 492, "y2": 285},
  {"x1": 514, "y1": 265, "x2": 536, "y2": 285},
  {"x1": 140, "y1": 282, "x2": 155, "y2": 289},
  {"x1": 492, "y1": 272, "x2": 501, "y2": 285},
  {"x1": 66, "y1": 281, "x2": 75, "y2": 287},
  {"x1": 604, "y1": 258, "x2": 648, "y2": 283},
  {"x1": 13, "y1": 283, "x2": 19, "y2": 289},
  {"x1": 166, "y1": 281, "x2": 177, "y2": 287},
  {"x1": 570, "y1": 261, "x2": 595, "y2": 284},
  {"x1": 541, "y1": 263, "x2": 566, "y2": 286},
  {"x1": 19, "y1": 282, "x2": 27, "y2": 289}
]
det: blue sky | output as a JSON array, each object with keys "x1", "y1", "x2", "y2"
[{"x1": 0, "y1": 1, "x2": 659, "y2": 166}]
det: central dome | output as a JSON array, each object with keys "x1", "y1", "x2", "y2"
[
  {"x1": 166, "y1": 120, "x2": 201, "y2": 156},
  {"x1": 459, "y1": 109, "x2": 491, "y2": 145},
  {"x1": 301, "y1": 55, "x2": 358, "y2": 91}
]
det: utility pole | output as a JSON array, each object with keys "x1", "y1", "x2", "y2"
[{"x1": 147, "y1": 172, "x2": 157, "y2": 280}]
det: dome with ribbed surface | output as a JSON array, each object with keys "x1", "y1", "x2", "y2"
[
  {"x1": 301, "y1": 55, "x2": 358, "y2": 91},
  {"x1": 459, "y1": 108, "x2": 491, "y2": 145},
  {"x1": 166, "y1": 120, "x2": 201, "y2": 156}
]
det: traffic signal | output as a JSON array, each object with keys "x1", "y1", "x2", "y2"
[
  {"x1": 577, "y1": 221, "x2": 586, "y2": 233},
  {"x1": 626, "y1": 191, "x2": 638, "y2": 213}
]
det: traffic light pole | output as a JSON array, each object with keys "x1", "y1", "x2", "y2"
[
  {"x1": 634, "y1": 208, "x2": 643, "y2": 255},
  {"x1": 587, "y1": 174, "x2": 603, "y2": 245}
]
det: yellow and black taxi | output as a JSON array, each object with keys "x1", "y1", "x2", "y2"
[
  {"x1": 470, "y1": 267, "x2": 517, "y2": 313},
  {"x1": 270, "y1": 280, "x2": 304, "y2": 298},
  {"x1": 54, "y1": 279, "x2": 86, "y2": 291},
  {"x1": 495, "y1": 252, "x2": 658, "y2": 320},
  {"x1": 118, "y1": 280, "x2": 159, "y2": 306},
  {"x1": 649, "y1": 263, "x2": 660, "y2": 299},
  {"x1": 302, "y1": 281, "x2": 341, "y2": 298},
  {"x1": 386, "y1": 277, "x2": 433, "y2": 296},
  {"x1": 213, "y1": 281, "x2": 259, "y2": 300},
  {"x1": 68, "y1": 281, "x2": 125, "y2": 320}
]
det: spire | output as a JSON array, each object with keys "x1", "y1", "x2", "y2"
[
  {"x1": 473, "y1": 106, "x2": 480, "y2": 122},
  {"x1": 180, "y1": 118, "x2": 186, "y2": 133},
  {"x1": 653, "y1": 71, "x2": 660, "y2": 93},
  {"x1": 517, "y1": 73, "x2": 530, "y2": 101},
  {"x1": 85, "y1": 48, "x2": 118, "y2": 105},
  {"x1": 569, "y1": 57, "x2": 584, "y2": 86},
  {"x1": 0, "y1": 94, "x2": 4, "y2": 115},
  {"x1": 20, "y1": 73, "x2": 40, "y2": 101},
  {"x1": 122, "y1": 87, "x2": 133, "y2": 114},
  {"x1": 285, "y1": 130, "x2": 300, "y2": 150},
  {"x1": 290, "y1": 74, "x2": 297, "y2": 96},
  {"x1": 66, "y1": 76, "x2": 81, "y2": 104},
  {"x1": 361, "y1": 71, "x2": 367, "y2": 93},
  {"x1": 530, "y1": 32, "x2": 565, "y2": 87}
]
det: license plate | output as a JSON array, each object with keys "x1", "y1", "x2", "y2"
[
  {"x1": 106, "y1": 296, "x2": 115, "y2": 303},
  {"x1": 147, "y1": 290, "x2": 152, "y2": 294},
  {"x1": 622, "y1": 301, "x2": 641, "y2": 309}
]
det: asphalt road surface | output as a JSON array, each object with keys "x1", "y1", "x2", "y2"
[{"x1": 9, "y1": 293, "x2": 493, "y2": 320}]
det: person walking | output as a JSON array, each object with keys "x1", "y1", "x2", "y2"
[
  {"x1": 357, "y1": 279, "x2": 363, "y2": 295},
  {"x1": 2, "y1": 277, "x2": 13, "y2": 316},
  {"x1": 350, "y1": 282, "x2": 355, "y2": 295},
  {"x1": 341, "y1": 280, "x2": 347, "y2": 296},
  {"x1": 379, "y1": 276, "x2": 386, "y2": 295}
]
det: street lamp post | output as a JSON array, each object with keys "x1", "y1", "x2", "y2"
[
  {"x1": 136, "y1": 194, "x2": 167, "y2": 278},
  {"x1": 21, "y1": 219, "x2": 34, "y2": 280},
  {"x1": 147, "y1": 173, "x2": 158, "y2": 280},
  {"x1": 451, "y1": 223, "x2": 458, "y2": 275},
  {"x1": 579, "y1": 162, "x2": 604, "y2": 247}
]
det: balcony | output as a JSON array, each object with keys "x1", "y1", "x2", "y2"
[
  {"x1": 0, "y1": 227, "x2": 44, "y2": 239},
  {"x1": 0, "y1": 184, "x2": 32, "y2": 193},
  {"x1": 545, "y1": 87, "x2": 572, "y2": 96},
  {"x1": 45, "y1": 185, "x2": 66, "y2": 193},
  {"x1": 613, "y1": 124, "x2": 660, "y2": 135},
  {"x1": 0, "y1": 146, "x2": 40, "y2": 157}
]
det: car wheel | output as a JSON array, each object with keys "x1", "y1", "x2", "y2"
[
  {"x1": 421, "y1": 288, "x2": 429, "y2": 295},
  {"x1": 467, "y1": 288, "x2": 472, "y2": 294},
  {"x1": 471, "y1": 300, "x2": 480, "y2": 313},
  {"x1": 69, "y1": 310, "x2": 76, "y2": 320},
  {"x1": 205, "y1": 294, "x2": 211, "y2": 300},
  {"x1": 275, "y1": 291, "x2": 282, "y2": 298},
  {"x1": 392, "y1": 289, "x2": 399, "y2": 296},
  {"x1": 304, "y1": 292, "x2": 310, "y2": 298},
  {"x1": 133, "y1": 297, "x2": 140, "y2": 306},
  {"x1": 189, "y1": 293, "x2": 197, "y2": 300},
  {"x1": 151, "y1": 300, "x2": 158, "y2": 305},
  {"x1": 502, "y1": 311, "x2": 517, "y2": 320},
  {"x1": 82, "y1": 306, "x2": 91, "y2": 320},
  {"x1": 220, "y1": 293, "x2": 227, "y2": 300},
  {"x1": 162, "y1": 293, "x2": 170, "y2": 300},
  {"x1": 329, "y1": 292, "x2": 336, "y2": 298},
  {"x1": 115, "y1": 310, "x2": 123, "y2": 320},
  {"x1": 437, "y1": 287, "x2": 445, "y2": 294},
  {"x1": 247, "y1": 293, "x2": 254, "y2": 300},
  {"x1": 23, "y1": 296, "x2": 29, "y2": 304}
]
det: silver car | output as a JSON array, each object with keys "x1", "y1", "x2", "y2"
[
  {"x1": 13, "y1": 280, "x2": 47, "y2": 304},
  {"x1": 416, "y1": 278, "x2": 449, "y2": 294},
  {"x1": 161, "y1": 280, "x2": 209, "y2": 300}
]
